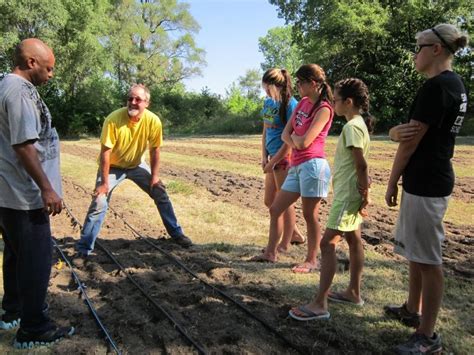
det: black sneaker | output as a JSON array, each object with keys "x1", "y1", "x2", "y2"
[
  {"x1": 0, "y1": 312, "x2": 21, "y2": 330},
  {"x1": 384, "y1": 302, "x2": 421, "y2": 328},
  {"x1": 1, "y1": 303, "x2": 49, "y2": 331},
  {"x1": 172, "y1": 235, "x2": 193, "y2": 247},
  {"x1": 394, "y1": 332, "x2": 442, "y2": 354},
  {"x1": 14, "y1": 325, "x2": 75, "y2": 349}
]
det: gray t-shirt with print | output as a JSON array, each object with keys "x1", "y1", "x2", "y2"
[{"x1": 0, "y1": 74, "x2": 62, "y2": 210}]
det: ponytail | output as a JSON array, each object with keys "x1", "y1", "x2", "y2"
[
  {"x1": 262, "y1": 68, "x2": 293, "y2": 124},
  {"x1": 295, "y1": 64, "x2": 333, "y2": 119},
  {"x1": 308, "y1": 81, "x2": 334, "y2": 119},
  {"x1": 279, "y1": 69, "x2": 293, "y2": 124},
  {"x1": 361, "y1": 111, "x2": 375, "y2": 134}
]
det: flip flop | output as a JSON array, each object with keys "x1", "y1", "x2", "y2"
[
  {"x1": 288, "y1": 306, "x2": 330, "y2": 321},
  {"x1": 249, "y1": 254, "x2": 276, "y2": 263},
  {"x1": 328, "y1": 291, "x2": 365, "y2": 306},
  {"x1": 290, "y1": 236, "x2": 306, "y2": 245},
  {"x1": 291, "y1": 263, "x2": 318, "y2": 273}
]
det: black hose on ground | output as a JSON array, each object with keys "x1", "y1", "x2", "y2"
[
  {"x1": 52, "y1": 237, "x2": 122, "y2": 355},
  {"x1": 63, "y1": 202, "x2": 208, "y2": 355},
  {"x1": 69, "y1": 182, "x2": 306, "y2": 354}
]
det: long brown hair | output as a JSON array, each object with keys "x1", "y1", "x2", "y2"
[
  {"x1": 262, "y1": 68, "x2": 293, "y2": 124},
  {"x1": 295, "y1": 64, "x2": 334, "y2": 118}
]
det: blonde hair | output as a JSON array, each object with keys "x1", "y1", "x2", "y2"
[{"x1": 416, "y1": 24, "x2": 469, "y2": 55}]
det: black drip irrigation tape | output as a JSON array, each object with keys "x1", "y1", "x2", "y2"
[
  {"x1": 63, "y1": 202, "x2": 208, "y2": 355},
  {"x1": 113, "y1": 214, "x2": 307, "y2": 355},
  {"x1": 68, "y1": 181, "x2": 306, "y2": 355},
  {"x1": 52, "y1": 237, "x2": 122, "y2": 355},
  {"x1": 95, "y1": 242, "x2": 208, "y2": 355}
]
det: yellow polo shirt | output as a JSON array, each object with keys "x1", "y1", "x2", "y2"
[{"x1": 100, "y1": 108, "x2": 163, "y2": 169}]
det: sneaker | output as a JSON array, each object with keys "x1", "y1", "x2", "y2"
[
  {"x1": 1, "y1": 303, "x2": 49, "y2": 331},
  {"x1": 384, "y1": 302, "x2": 421, "y2": 328},
  {"x1": 172, "y1": 234, "x2": 193, "y2": 247},
  {"x1": 14, "y1": 325, "x2": 75, "y2": 349},
  {"x1": 0, "y1": 312, "x2": 21, "y2": 330},
  {"x1": 394, "y1": 332, "x2": 442, "y2": 354}
]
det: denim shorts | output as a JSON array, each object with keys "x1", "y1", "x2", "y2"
[{"x1": 281, "y1": 158, "x2": 331, "y2": 197}]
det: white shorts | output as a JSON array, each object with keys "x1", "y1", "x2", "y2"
[{"x1": 394, "y1": 190, "x2": 450, "y2": 265}]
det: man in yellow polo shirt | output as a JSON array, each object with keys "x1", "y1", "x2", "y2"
[{"x1": 76, "y1": 84, "x2": 192, "y2": 257}]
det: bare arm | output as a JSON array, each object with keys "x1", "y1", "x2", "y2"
[
  {"x1": 385, "y1": 119, "x2": 429, "y2": 206},
  {"x1": 281, "y1": 117, "x2": 296, "y2": 149},
  {"x1": 389, "y1": 122, "x2": 421, "y2": 142},
  {"x1": 150, "y1": 146, "x2": 161, "y2": 189},
  {"x1": 13, "y1": 141, "x2": 62, "y2": 215},
  {"x1": 351, "y1": 147, "x2": 370, "y2": 216},
  {"x1": 95, "y1": 144, "x2": 112, "y2": 196},
  {"x1": 261, "y1": 125, "x2": 268, "y2": 170},
  {"x1": 291, "y1": 107, "x2": 330, "y2": 149}
]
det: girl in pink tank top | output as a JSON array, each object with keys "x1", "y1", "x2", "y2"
[{"x1": 250, "y1": 64, "x2": 334, "y2": 273}]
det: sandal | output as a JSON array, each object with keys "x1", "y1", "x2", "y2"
[
  {"x1": 249, "y1": 254, "x2": 276, "y2": 263},
  {"x1": 290, "y1": 236, "x2": 306, "y2": 245},
  {"x1": 289, "y1": 305, "x2": 330, "y2": 321},
  {"x1": 291, "y1": 262, "x2": 318, "y2": 273}
]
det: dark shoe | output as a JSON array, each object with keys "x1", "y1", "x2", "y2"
[
  {"x1": 14, "y1": 325, "x2": 75, "y2": 349},
  {"x1": 0, "y1": 312, "x2": 21, "y2": 330},
  {"x1": 1, "y1": 303, "x2": 49, "y2": 331},
  {"x1": 394, "y1": 332, "x2": 442, "y2": 354},
  {"x1": 384, "y1": 302, "x2": 421, "y2": 328},
  {"x1": 72, "y1": 252, "x2": 88, "y2": 268},
  {"x1": 172, "y1": 235, "x2": 193, "y2": 247}
]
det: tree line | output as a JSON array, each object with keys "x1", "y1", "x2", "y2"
[{"x1": 0, "y1": 0, "x2": 472, "y2": 136}]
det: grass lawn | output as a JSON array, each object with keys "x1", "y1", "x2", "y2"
[{"x1": 0, "y1": 135, "x2": 472, "y2": 353}]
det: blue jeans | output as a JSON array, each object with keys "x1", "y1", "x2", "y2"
[
  {"x1": 77, "y1": 163, "x2": 184, "y2": 255},
  {"x1": 0, "y1": 208, "x2": 53, "y2": 333}
]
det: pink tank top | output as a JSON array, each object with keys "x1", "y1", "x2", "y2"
[{"x1": 290, "y1": 97, "x2": 334, "y2": 167}]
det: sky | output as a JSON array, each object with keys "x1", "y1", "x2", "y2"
[{"x1": 183, "y1": 0, "x2": 285, "y2": 96}]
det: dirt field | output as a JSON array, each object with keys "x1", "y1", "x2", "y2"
[{"x1": 0, "y1": 136, "x2": 472, "y2": 354}]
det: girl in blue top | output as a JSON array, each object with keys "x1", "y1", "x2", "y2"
[{"x1": 252, "y1": 68, "x2": 304, "y2": 261}]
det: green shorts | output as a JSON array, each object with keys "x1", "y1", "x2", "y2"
[{"x1": 326, "y1": 199, "x2": 363, "y2": 232}]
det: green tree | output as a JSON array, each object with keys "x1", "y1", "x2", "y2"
[
  {"x1": 237, "y1": 68, "x2": 262, "y2": 100},
  {"x1": 0, "y1": 0, "x2": 207, "y2": 135},
  {"x1": 258, "y1": 26, "x2": 302, "y2": 74},
  {"x1": 269, "y1": 0, "x2": 473, "y2": 131},
  {"x1": 108, "y1": 0, "x2": 205, "y2": 88}
]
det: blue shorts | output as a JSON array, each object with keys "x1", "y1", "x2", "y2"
[{"x1": 281, "y1": 158, "x2": 331, "y2": 198}]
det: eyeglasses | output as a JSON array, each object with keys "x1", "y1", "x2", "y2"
[
  {"x1": 127, "y1": 96, "x2": 146, "y2": 104},
  {"x1": 415, "y1": 43, "x2": 440, "y2": 54}
]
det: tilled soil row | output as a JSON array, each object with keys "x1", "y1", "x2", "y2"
[
  {"x1": 60, "y1": 142, "x2": 474, "y2": 278},
  {"x1": 48, "y1": 179, "x2": 324, "y2": 354},
  {"x1": 61, "y1": 142, "x2": 474, "y2": 204}
]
